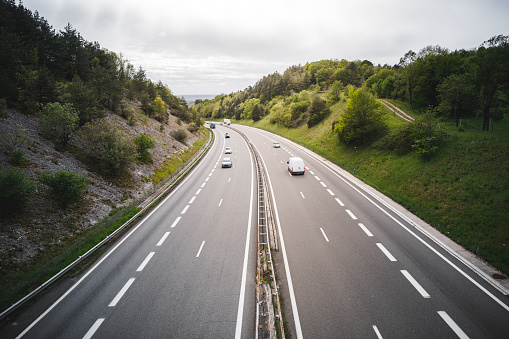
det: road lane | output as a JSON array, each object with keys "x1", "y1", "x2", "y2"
[
  {"x1": 234, "y1": 124, "x2": 509, "y2": 338},
  {"x1": 5, "y1": 125, "x2": 257, "y2": 339}
]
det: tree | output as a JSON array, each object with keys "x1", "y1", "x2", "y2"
[
  {"x1": 135, "y1": 133, "x2": 155, "y2": 164},
  {"x1": 437, "y1": 73, "x2": 477, "y2": 127},
  {"x1": 399, "y1": 50, "x2": 417, "y2": 108},
  {"x1": 153, "y1": 96, "x2": 168, "y2": 122},
  {"x1": 77, "y1": 119, "x2": 136, "y2": 176},
  {"x1": 251, "y1": 104, "x2": 263, "y2": 121},
  {"x1": 474, "y1": 35, "x2": 509, "y2": 131},
  {"x1": 334, "y1": 87, "x2": 388, "y2": 145},
  {"x1": 0, "y1": 167, "x2": 36, "y2": 217},
  {"x1": 38, "y1": 170, "x2": 87, "y2": 208},
  {"x1": 40, "y1": 102, "x2": 79, "y2": 146},
  {"x1": 327, "y1": 81, "x2": 344, "y2": 106},
  {"x1": 307, "y1": 96, "x2": 330, "y2": 127}
]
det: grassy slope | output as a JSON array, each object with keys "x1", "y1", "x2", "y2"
[{"x1": 242, "y1": 99, "x2": 509, "y2": 275}]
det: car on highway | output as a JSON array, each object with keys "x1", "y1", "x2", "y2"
[
  {"x1": 287, "y1": 157, "x2": 305, "y2": 175},
  {"x1": 225, "y1": 132, "x2": 230, "y2": 138},
  {"x1": 222, "y1": 157, "x2": 232, "y2": 168},
  {"x1": 273, "y1": 141, "x2": 280, "y2": 148},
  {"x1": 225, "y1": 146, "x2": 232, "y2": 154}
]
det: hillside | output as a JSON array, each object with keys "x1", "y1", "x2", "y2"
[
  {"x1": 239, "y1": 98, "x2": 509, "y2": 276},
  {"x1": 0, "y1": 105, "x2": 207, "y2": 308}
]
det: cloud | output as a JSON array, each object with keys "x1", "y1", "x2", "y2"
[{"x1": 20, "y1": 0, "x2": 509, "y2": 94}]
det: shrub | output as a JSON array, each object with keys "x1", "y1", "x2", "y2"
[
  {"x1": 0, "y1": 167, "x2": 36, "y2": 216},
  {"x1": 39, "y1": 170, "x2": 87, "y2": 208},
  {"x1": 77, "y1": 120, "x2": 136, "y2": 176},
  {"x1": 187, "y1": 123, "x2": 200, "y2": 133},
  {"x1": 335, "y1": 87, "x2": 388, "y2": 145},
  {"x1": 40, "y1": 102, "x2": 79, "y2": 146},
  {"x1": 171, "y1": 129, "x2": 188, "y2": 143},
  {"x1": 9, "y1": 149, "x2": 26, "y2": 165},
  {"x1": 135, "y1": 133, "x2": 154, "y2": 164}
]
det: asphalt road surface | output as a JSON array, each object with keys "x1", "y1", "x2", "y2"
[
  {"x1": 2, "y1": 123, "x2": 509, "y2": 338},
  {"x1": 233, "y1": 124, "x2": 509, "y2": 339},
  {"x1": 2, "y1": 125, "x2": 257, "y2": 338}
]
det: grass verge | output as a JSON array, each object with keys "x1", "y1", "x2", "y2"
[{"x1": 240, "y1": 105, "x2": 509, "y2": 276}]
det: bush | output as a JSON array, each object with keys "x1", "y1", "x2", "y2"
[
  {"x1": 335, "y1": 87, "x2": 388, "y2": 145},
  {"x1": 39, "y1": 170, "x2": 87, "y2": 208},
  {"x1": 171, "y1": 129, "x2": 188, "y2": 143},
  {"x1": 77, "y1": 120, "x2": 137, "y2": 176},
  {"x1": 40, "y1": 102, "x2": 79, "y2": 146},
  {"x1": 9, "y1": 149, "x2": 26, "y2": 165},
  {"x1": 0, "y1": 167, "x2": 36, "y2": 216},
  {"x1": 187, "y1": 123, "x2": 200, "y2": 133},
  {"x1": 135, "y1": 133, "x2": 154, "y2": 164}
]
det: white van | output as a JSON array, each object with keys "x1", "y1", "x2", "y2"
[{"x1": 287, "y1": 157, "x2": 305, "y2": 175}]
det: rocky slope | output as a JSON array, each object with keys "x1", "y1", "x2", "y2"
[{"x1": 0, "y1": 106, "x2": 204, "y2": 272}]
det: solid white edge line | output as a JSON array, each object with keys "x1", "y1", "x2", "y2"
[
  {"x1": 108, "y1": 278, "x2": 135, "y2": 307},
  {"x1": 437, "y1": 311, "x2": 470, "y2": 339},
  {"x1": 136, "y1": 252, "x2": 155, "y2": 272},
  {"x1": 286, "y1": 134, "x2": 509, "y2": 300},
  {"x1": 196, "y1": 241, "x2": 205, "y2": 257},
  {"x1": 346, "y1": 209, "x2": 358, "y2": 220},
  {"x1": 377, "y1": 243, "x2": 397, "y2": 262},
  {"x1": 320, "y1": 228, "x2": 330, "y2": 242},
  {"x1": 15, "y1": 133, "x2": 218, "y2": 338},
  {"x1": 401, "y1": 270, "x2": 431, "y2": 298},
  {"x1": 248, "y1": 140, "x2": 304, "y2": 339},
  {"x1": 170, "y1": 216, "x2": 181, "y2": 228},
  {"x1": 234, "y1": 131, "x2": 254, "y2": 339},
  {"x1": 359, "y1": 223, "x2": 373, "y2": 237},
  {"x1": 372, "y1": 325, "x2": 383, "y2": 339},
  {"x1": 157, "y1": 232, "x2": 170, "y2": 246},
  {"x1": 83, "y1": 318, "x2": 105, "y2": 339}
]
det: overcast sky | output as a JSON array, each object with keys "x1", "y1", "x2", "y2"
[{"x1": 20, "y1": 0, "x2": 509, "y2": 95}]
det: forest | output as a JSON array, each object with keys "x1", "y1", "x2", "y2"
[{"x1": 192, "y1": 37, "x2": 509, "y2": 135}]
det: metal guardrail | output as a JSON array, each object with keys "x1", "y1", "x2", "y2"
[
  {"x1": 227, "y1": 125, "x2": 284, "y2": 339},
  {"x1": 0, "y1": 130, "x2": 214, "y2": 321}
]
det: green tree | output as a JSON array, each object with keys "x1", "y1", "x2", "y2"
[
  {"x1": 135, "y1": 133, "x2": 155, "y2": 164},
  {"x1": 0, "y1": 167, "x2": 36, "y2": 216},
  {"x1": 40, "y1": 102, "x2": 79, "y2": 146},
  {"x1": 327, "y1": 81, "x2": 344, "y2": 106},
  {"x1": 39, "y1": 170, "x2": 87, "y2": 208},
  {"x1": 77, "y1": 120, "x2": 136, "y2": 176},
  {"x1": 437, "y1": 73, "x2": 477, "y2": 127},
  {"x1": 307, "y1": 96, "x2": 330, "y2": 127},
  {"x1": 334, "y1": 87, "x2": 388, "y2": 145},
  {"x1": 474, "y1": 35, "x2": 509, "y2": 131}
]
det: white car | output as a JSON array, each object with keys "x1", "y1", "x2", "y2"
[
  {"x1": 225, "y1": 147, "x2": 232, "y2": 154},
  {"x1": 222, "y1": 158, "x2": 232, "y2": 168},
  {"x1": 273, "y1": 141, "x2": 280, "y2": 148}
]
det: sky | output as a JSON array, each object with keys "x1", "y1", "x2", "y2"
[{"x1": 20, "y1": 0, "x2": 509, "y2": 96}]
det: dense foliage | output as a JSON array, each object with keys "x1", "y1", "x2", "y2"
[
  {"x1": 0, "y1": 0, "x2": 189, "y2": 121},
  {"x1": 38, "y1": 170, "x2": 88, "y2": 208},
  {"x1": 0, "y1": 167, "x2": 36, "y2": 216},
  {"x1": 192, "y1": 36, "x2": 508, "y2": 136}
]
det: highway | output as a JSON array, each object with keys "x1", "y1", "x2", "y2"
[
  {"x1": 233, "y1": 124, "x2": 509, "y2": 339},
  {"x1": 3, "y1": 125, "x2": 257, "y2": 338},
  {"x1": 2, "y1": 122, "x2": 509, "y2": 338}
]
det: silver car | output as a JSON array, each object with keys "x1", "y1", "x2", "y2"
[{"x1": 222, "y1": 157, "x2": 232, "y2": 168}]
